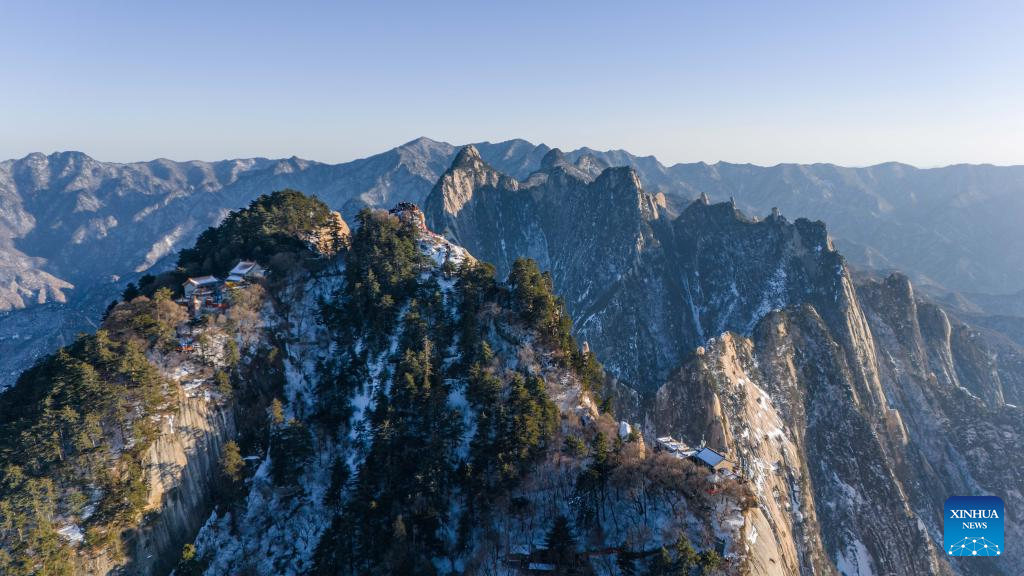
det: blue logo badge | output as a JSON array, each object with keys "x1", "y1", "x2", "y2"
[{"x1": 944, "y1": 496, "x2": 1004, "y2": 557}]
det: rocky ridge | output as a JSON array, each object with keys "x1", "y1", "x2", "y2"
[{"x1": 425, "y1": 147, "x2": 1024, "y2": 575}]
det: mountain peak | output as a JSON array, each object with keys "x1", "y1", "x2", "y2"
[
  {"x1": 540, "y1": 148, "x2": 567, "y2": 170},
  {"x1": 396, "y1": 136, "x2": 454, "y2": 158},
  {"x1": 574, "y1": 153, "x2": 608, "y2": 174},
  {"x1": 536, "y1": 148, "x2": 610, "y2": 182},
  {"x1": 452, "y1": 144, "x2": 482, "y2": 168},
  {"x1": 402, "y1": 136, "x2": 444, "y2": 147},
  {"x1": 592, "y1": 165, "x2": 643, "y2": 193},
  {"x1": 424, "y1": 144, "x2": 511, "y2": 232},
  {"x1": 19, "y1": 150, "x2": 93, "y2": 164}
]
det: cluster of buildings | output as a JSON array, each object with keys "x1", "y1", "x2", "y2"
[
  {"x1": 388, "y1": 202, "x2": 429, "y2": 232},
  {"x1": 180, "y1": 260, "x2": 265, "y2": 320},
  {"x1": 654, "y1": 436, "x2": 733, "y2": 475}
]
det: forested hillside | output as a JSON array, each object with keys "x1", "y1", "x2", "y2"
[
  {"x1": 0, "y1": 191, "x2": 754, "y2": 575},
  {"x1": 192, "y1": 203, "x2": 751, "y2": 575},
  {"x1": 0, "y1": 191, "x2": 343, "y2": 574}
]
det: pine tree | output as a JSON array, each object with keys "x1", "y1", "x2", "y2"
[
  {"x1": 224, "y1": 338, "x2": 240, "y2": 367},
  {"x1": 647, "y1": 547, "x2": 673, "y2": 576},
  {"x1": 214, "y1": 371, "x2": 233, "y2": 401},
  {"x1": 176, "y1": 543, "x2": 207, "y2": 576},
  {"x1": 270, "y1": 398, "x2": 285, "y2": 425},
  {"x1": 544, "y1": 514, "x2": 577, "y2": 570},
  {"x1": 563, "y1": 435, "x2": 587, "y2": 457},
  {"x1": 271, "y1": 419, "x2": 313, "y2": 486},
  {"x1": 675, "y1": 535, "x2": 698, "y2": 573},
  {"x1": 698, "y1": 549, "x2": 723, "y2": 574},
  {"x1": 153, "y1": 287, "x2": 173, "y2": 302},
  {"x1": 591, "y1": 431, "x2": 610, "y2": 469},
  {"x1": 121, "y1": 282, "x2": 139, "y2": 301},
  {"x1": 220, "y1": 441, "x2": 244, "y2": 484}
]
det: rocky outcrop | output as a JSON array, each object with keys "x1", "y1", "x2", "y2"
[
  {"x1": 81, "y1": 391, "x2": 236, "y2": 575},
  {"x1": 655, "y1": 318, "x2": 945, "y2": 576},
  {"x1": 426, "y1": 148, "x2": 875, "y2": 398},
  {"x1": 306, "y1": 211, "x2": 350, "y2": 256},
  {"x1": 858, "y1": 273, "x2": 1024, "y2": 576},
  {"x1": 650, "y1": 270, "x2": 1024, "y2": 576}
]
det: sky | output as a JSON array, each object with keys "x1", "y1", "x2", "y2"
[{"x1": 2, "y1": 0, "x2": 1023, "y2": 167}]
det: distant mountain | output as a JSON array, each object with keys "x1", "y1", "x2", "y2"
[
  {"x1": 3, "y1": 138, "x2": 1024, "y2": 389},
  {"x1": 0, "y1": 140, "x2": 544, "y2": 386},
  {"x1": 655, "y1": 161, "x2": 1024, "y2": 297},
  {"x1": 0, "y1": 139, "x2": 555, "y2": 312},
  {"x1": 933, "y1": 285, "x2": 1024, "y2": 318}
]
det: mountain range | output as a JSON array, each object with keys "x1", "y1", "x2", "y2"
[
  {"x1": 425, "y1": 146, "x2": 1024, "y2": 575},
  {"x1": 3, "y1": 138, "x2": 1024, "y2": 387},
  {"x1": 1, "y1": 144, "x2": 1023, "y2": 574}
]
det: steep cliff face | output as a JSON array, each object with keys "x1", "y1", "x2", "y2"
[
  {"x1": 654, "y1": 335, "x2": 821, "y2": 576},
  {"x1": 83, "y1": 392, "x2": 236, "y2": 576},
  {"x1": 425, "y1": 148, "x2": 881, "y2": 401},
  {"x1": 651, "y1": 272, "x2": 1024, "y2": 576},
  {"x1": 654, "y1": 316, "x2": 946, "y2": 576},
  {"x1": 133, "y1": 394, "x2": 235, "y2": 575},
  {"x1": 858, "y1": 273, "x2": 1024, "y2": 576}
]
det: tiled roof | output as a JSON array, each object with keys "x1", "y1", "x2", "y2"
[
  {"x1": 230, "y1": 260, "x2": 258, "y2": 275},
  {"x1": 694, "y1": 447, "x2": 726, "y2": 468},
  {"x1": 185, "y1": 275, "x2": 219, "y2": 285}
]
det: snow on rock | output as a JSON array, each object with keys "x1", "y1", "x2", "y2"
[
  {"x1": 192, "y1": 264, "x2": 345, "y2": 575},
  {"x1": 57, "y1": 523, "x2": 84, "y2": 544},
  {"x1": 836, "y1": 539, "x2": 876, "y2": 576}
]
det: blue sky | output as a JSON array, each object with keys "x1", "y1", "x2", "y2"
[{"x1": 2, "y1": 0, "x2": 1022, "y2": 166}]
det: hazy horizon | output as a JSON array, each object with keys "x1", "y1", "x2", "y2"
[
  {"x1": 4, "y1": 0, "x2": 1023, "y2": 167},
  {"x1": 9, "y1": 136, "x2": 1024, "y2": 171}
]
